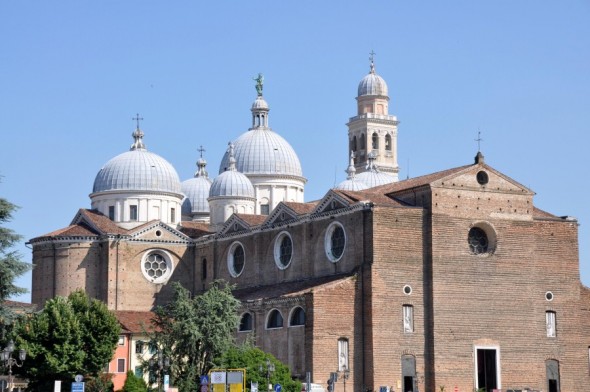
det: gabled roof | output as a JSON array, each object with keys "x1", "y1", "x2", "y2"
[
  {"x1": 41, "y1": 223, "x2": 100, "y2": 238},
  {"x1": 179, "y1": 221, "x2": 213, "y2": 238},
  {"x1": 114, "y1": 310, "x2": 156, "y2": 334},
  {"x1": 333, "y1": 189, "x2": 409, "y2": 208},
  {"x1": 282, "y1": 201, "x2": 318, "y2": 215},
  {"x1": 128, "y1": 220, "x2": 192, "y2": 241},
  {"x1": 217, "y1": 214, "x2": 267, "y2": 236},
  {"x1": 71, "y1": 209, "x2": 128, "y2": 235},
  {"x1": 310, "y1": 190, "x2": 355, "y2": 215}
]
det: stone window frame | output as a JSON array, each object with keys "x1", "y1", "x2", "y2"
[
  {"x1": 141, "y1": 249, "x2": 174, "y2": 284},
  {"x1": 468, "y1": 221, "x2": 497, "y2": 256},
  {"x1": 403, "y1": 304, "x2": 414, "y2": 333},
  {"x1": 274, "y1": 231, "x2": 294, "y2": 270},
  {"x1": 288, "y1": 306, "x2": 305, "y2": 327},
  {"x1": 325, "y1": 221, "x2": 347, "y2": 263},
  {"x1": 266, "y1": 308, "x2": 284, "y2": 330},
  {"x1": 227, "y1": 241, "x2": 246, "y2": 278},
  {"x1": 546, "y1": 310, "x2": 557, "y2": 338},
  {"x1": 238, "y1": 312, "x2": 253, "y2": 332}
]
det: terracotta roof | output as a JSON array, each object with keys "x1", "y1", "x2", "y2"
[
  {"x1": 379, "y1": 165, "x2": 472, "y2": 195},
  {"x1": 3, "y1": 300, "x2": 37, "y2": 311},
  {"x1": 41, "y1": 223, "x2": 99, "y2": 238},
  {"x1": 234, "y1": 214, "x2": 267, "y2": 227},
  {"x1": 532, "y1": 207, "x2": 559, "y2": 219},
  {"x1": 77, "y1": 209, "x2": 128, "y2": 235},
  {"x1": 333, "y1": 189, "x2": 408, "y2": 207},
  {"x1": 179, "y1": 221, "x2": 213, "y2": 238},
  {"x1": 233, "y1": 273, "x2": 355, "y2": 301},
  {"x1": 114, "y1": 310, "x2": 156, "y2": 333},
  {"x1": 282, "y1": 201, "x2": 318, "y2": 215}
]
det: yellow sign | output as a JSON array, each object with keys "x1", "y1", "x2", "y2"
[{"x1": 208, "y1": 368, "x2": 247, "y2": 392}]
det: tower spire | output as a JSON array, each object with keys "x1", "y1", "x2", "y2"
[
  {"x1": 227, "y1": 142, "x2": 237, "y2": 171},
  {"x1": 346, "y1": 151, "x2": 357, "y2": 179}
]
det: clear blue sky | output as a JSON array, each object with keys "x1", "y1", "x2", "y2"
[{"x1": 2, "y1": 1, "x2": 589, "y2": 302}]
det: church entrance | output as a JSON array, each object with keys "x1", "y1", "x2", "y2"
[
  {"x1": 476, "y1": 348, "x2": 498, "y2": 392},
  {"x1": 401, "y1": 355, "x2": 415, "y2": 392}
]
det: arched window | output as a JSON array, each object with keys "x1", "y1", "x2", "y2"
[
  {"x1": 385, "y1": 134, "x2": 392, "y2": 151},
  {"x1": 266, "y1": 309, "x2": 283, "y2": 329},
  {"x1": 228, "y1": 242, "x2": 245, "y2": 277},
  {"x1": 325, "y1": 222, "x2": 346, "y2": 262},
  {"x1": 239, "y1": 313, "x2": 253, "y2": 332},
  {"x1": 351, "y1": 136, "x2": 357, "y2": 152},
  {"x1": 201, "y1": 258, "x2": 207, "y2": 280},
  {"x1": 546, "y1": 359, "x2": 560, "y2": 392},
  {"x1": 289, "y1": 307, "x2": 305, "y2": 326},
  {"x1": 372, "y1": 133, "x2": 379, "y2": 150},
  {"x1": 360, "y1": 134, "x2": 365, "y2": 149}
]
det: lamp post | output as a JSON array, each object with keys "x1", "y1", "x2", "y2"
[
  {"x1": 0, "y1": 340, "x2": 26, "y2": 392},
  {"x1": 337, "y1": 367, "x2": 350, "y2": 392},
  {"x1": 259, "y1": 358, "x2": 275, "y2": 392},
  {"x1": 149, "y1": 353, "x2": 170, "y2": 392}
]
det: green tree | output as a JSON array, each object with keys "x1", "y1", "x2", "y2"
[
  {"x1": 14, "y1": 290, "x2": 120, "y2": 390},
  {"x1": 85, "y1": 373, "x2": 115, "y2": 392},
  {"x1": 121, "y1": 370, "x2": 148, "y2": 392},
  {"x1": 147, "y1": 281, "x2": 240, "y2": 392},
  {"x1": 0, "y1": 191, "x2": 33, "y2": 340},
  {"x1": 219, "y1": 346, "x2": 301, "y2": 392}
]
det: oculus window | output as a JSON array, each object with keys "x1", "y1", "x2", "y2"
[
  {"x1": 325, "y1": 222, "x2": 346, "y2": 262},
  {"x1": 228, "y1": 242, "x2": 246, "y2": 277},
  {"x1": 274, "y1": 231, "x2": 293, "y2": 269},
  {"x1": 468, "y1": 227, "x2": 488, "y2": 254},
  {"x1": 141, "y1": 250, "x2": 173, "y2": 284}
]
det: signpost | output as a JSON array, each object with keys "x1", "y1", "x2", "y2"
[
  {"x1": 274, "y1": 384, "x2": 282, "y2": 392},
  {"x1": 71, "y1": 382, "x2": 85, "y2": 392}
]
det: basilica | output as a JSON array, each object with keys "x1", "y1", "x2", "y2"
[{"x1": 29, "y1": 59, "x2": 590, "y2": 392}]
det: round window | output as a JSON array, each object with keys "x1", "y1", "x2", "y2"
[
  {"x1": 545, "y1": 291, "x2": 554, "y2": 301},
  {"x1": 325, "y1": 222, "x2": 346, "y2": 262},
  {"x1": 468, "y1": 227, "x2": 489, "y2": 254},
  {"x1": 476, "y1": 171, "x2": 489, "y2": 185},
  {"x1": 274, "y1": 231, "x2": 293, "y2": 269},
  {"x1": 403, "y1": 285, "x2": 412, "y2": 295},
  {"x1": 228, "y1": 242, "x2": 245, "y2": 277},
  {"x1": 141, "y1": 250, "x2": 173, "y2": 284}
]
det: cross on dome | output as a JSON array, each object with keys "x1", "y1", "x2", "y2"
[{"x1": 130, "y1": 113, "x2": 146, "y2": 151}]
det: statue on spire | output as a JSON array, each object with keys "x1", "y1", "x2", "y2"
[{"x1": 254, "y1": 73, "x2": 264, "y2": 96}]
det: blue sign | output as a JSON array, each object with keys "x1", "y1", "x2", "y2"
[
  {"x1": 200, "y1": 375, "x2": 209, "y2": 385},
  {"x1": 274, "y1": 384, "x2": 282, "y2": 392},
  {"x1": 72, "y1": 382, "x2": 85, "y2": 392}
]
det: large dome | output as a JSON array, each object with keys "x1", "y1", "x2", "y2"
[
  {"x1": 92, "y1": 129, "x2": 181, "y2": 195},
  {"x1": 218, "y1": 129, "x2": 303, "y2": 177},
  {"x1": 358, "y1": 62, "x2": 388, "y2": 97}
]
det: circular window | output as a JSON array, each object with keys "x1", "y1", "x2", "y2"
[
  {"x1": 155, "y1": 230, "x2": 162, "y2": 237},
  {"x1": 141, "y1": 250, "x2": 173, "y2": 284},
  {"x1": 468, "y1": 227, "x2": 489, "y2": 254},
  {"x1": 403, "y1": 285, "x2": 412, "y2": 295},
  {"x1": 274, "y1": 231, "x2": 293, "y2": 269},
  {"x1": 476, "y1": 171, "x2": 489, "y2": 185},
  {"x1": 325, "y1": 222, "x2": 346, "y2": 262},
  {"x1": 545, "y1": 291, "x2": 554, "y2": 301},
  {"x1": 227, "y1": 242, "x2": 245, "y2": 277}
]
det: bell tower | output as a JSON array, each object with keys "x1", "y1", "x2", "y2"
[{"x1": 347, "y1": 53, "x2": 399, "y2": 180}]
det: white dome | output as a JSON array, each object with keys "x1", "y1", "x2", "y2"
[
  {"x1": 358, "y1": 62, "x2": 388, "y2": 97},
  {"x1": 335, "y1": 178, "x2": 369, "y2": 191},
  {"x1": 251, "y1": 96, "x2": 269, "y2": 110},
  {"x1": 182, "y1": 158, "x2": 212, "y2": 216},
  {"x1": 356, "y1": 170, "x2": 395, "y2": 188},
  {"x1": 93, "y1": 149, "x2": 181, "y2": 195},
  {"x1": 210, "y1": 171, "x2": 254, "y2": 198},
  {"x1": 218, "y1": 129, "x2": 303, "y2": 177}
]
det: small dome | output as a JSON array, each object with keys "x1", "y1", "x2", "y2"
[
  {"x1": 335, "y1": 178, "x2": 369, "y2": 191},
  {"x1": 355, "y1": 151, "x2": 395, "y2": 188},
  {"x1": 92, "y1": 130, "x2": 181, "y2": 195},
  {"x1": 219, "y1": 128, "x2": 303, "y2": 177},
  {"x1": 356, "y1": 170, "x2": 395, "y2": 188},
  {"x1": 181, "y1": 157, "x2": 212, "y2": 216},
  {"x1": 251, "y1": 96, "x2": 269, "y2": 110},
  {"x1": 358, "y1": 61, "x2": 388, "y2": 97},
  {"x1": 210, "y1": 145, "x2": 255, "y2": 198}
]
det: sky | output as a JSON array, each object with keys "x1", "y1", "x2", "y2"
[{"x1": 1, "y1": 1, "x2": 589, "y2": 302}]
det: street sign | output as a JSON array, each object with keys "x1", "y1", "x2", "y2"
[
  {"x1": 251, "y1": 382, "x2": 258, "y2": 392},
  {"x1": 71, "y1": 382, "x2": 85, "y2": 392},
  {"x1": 274, "y1": 384, "x2": 282, "y2": 392},
  {"x1": 200, "y1": 375, "x2": 209, "y2": 385},
  {"x1": 211, "y1": 371, "x2": 226, "y2": 384},
  {"x1": 74, "y1": 375, "x2": 83, "y2": 383},
  {"x1": 163, "y1": 374, "x2": 169, "y2": 391}
]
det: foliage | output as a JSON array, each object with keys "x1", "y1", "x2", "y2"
[
  {"x1": 218, "y1": 345, "x2": 301, "y2": 392},
  {"x1": 0, "y1": 190, "x2": 33, "y2": 340},
  {"x1": 121, "y1": 370, "x2": 148, "y2": 392},
  {"x1": 86, "y1": 373, "x2": 115, "y2": 392},
  {"x1": 146, "y1": 280, "x2": 240, "y2": 392},
  {"x1": 13, "y1": 290, "x2": 120, "y2": 390}
]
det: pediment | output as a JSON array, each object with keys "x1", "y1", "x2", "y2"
[
  {"x1": 128, "y1": 221, "x2": 191, "y2": 242},
  {"x1": 311, "y1": 190, "x2": 353, "y2": 215},
  {"x1": 263, "y1": 202, "x2": 299, "y2": 228},
  {"x1": 430, "y1": 163, "x2": 534, "y2": 195},
  {"x1": 218, "y1": 215, "x2": 253, "y2": 236}
]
